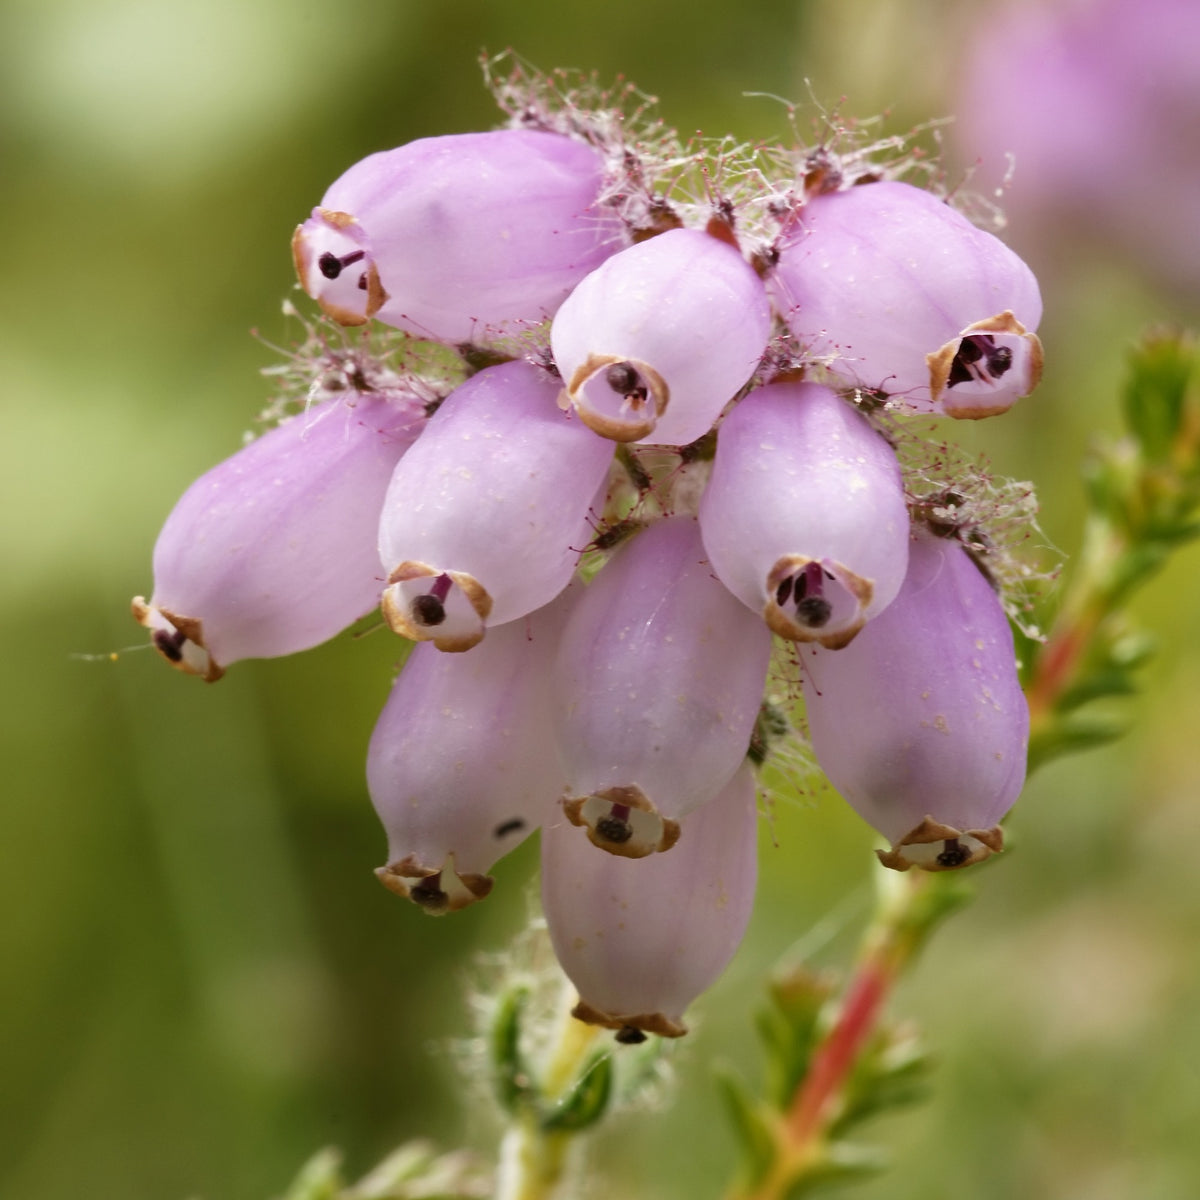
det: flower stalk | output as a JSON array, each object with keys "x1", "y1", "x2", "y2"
[
  {"x1": 494, "y1": 984, "x2": 607, "y2": 1200},
  {"x1": 722, "y1": 867, "x2": 969, "y2": 1200}
]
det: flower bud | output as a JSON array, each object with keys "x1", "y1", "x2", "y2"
[
  {"x1": 132, "y1": 394, "x2": 424, "y2": 680},
  {"x1": 378, "y1": 360, "x2": 614, "y2": 651},
  {"x1": 550, "y1": 228, "x2": 772, "y2": 445},
  {"x1": 801, "y1": 531, "x2": 1029, "y2": 871},
  {"x1": 769, "y1": 181, "x2": 1043, "y2": 418},
  {"x1": 292, "y1": 129, "x2": 621, "y2": 344},
  {"x1": 368, "y1": 589, "x2": 571, "y2": 913},
  {"x1": 554, "y1": 518, "x2": 772, "y2": 857},
  {"x1": 542, "y1": 762, "x2": 759, "y2": 1038},
  {"x1": 699, "y1": 382, "x2": 909, "y2": 648}
]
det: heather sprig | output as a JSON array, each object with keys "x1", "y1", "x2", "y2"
[
  {"x1": 121, "y1": 55, "x2": 1200, "y2": 1200},
  {"x1": 1024, "y1": 330, "x2": 1200, "y2": 767}
]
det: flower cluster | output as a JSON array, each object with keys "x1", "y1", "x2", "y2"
[{"x1": 132, "y1": 61, "x2": 1041, "y2": 1040}]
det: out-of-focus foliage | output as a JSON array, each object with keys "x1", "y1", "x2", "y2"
[{"x1": 4, "y1": 2, "x2": 1200, "y2": 1199}]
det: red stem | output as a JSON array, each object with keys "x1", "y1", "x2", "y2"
[{"x1": 784, "y1": 958, "x2": 891, "y2": 1146}]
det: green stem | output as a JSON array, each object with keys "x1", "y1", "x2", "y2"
[
  {"x1": 494, "y1": 1119, "x2": 574, "y2": 1200},
  {"x1": 493, "y1": 985, "x2": 602, "y2": 1200}
]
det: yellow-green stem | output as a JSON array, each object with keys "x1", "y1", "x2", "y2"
[{"x1": 493, "y1": 985, "x2": 601, "y2": 1200}]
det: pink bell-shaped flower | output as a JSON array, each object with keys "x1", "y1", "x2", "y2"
[
  {"x1": 292, "y1": 129, "x2": 621, "y2": 344},
  {"x1": 377, "y1": 360, "x2": 614, "y2": 652},
  {"x1": 550, "y1": 227, "x2": 772, "y2": 445},
  {"x1": 132, "y1": 393, "x2": 424, "y2": 681},
  {"x1": 542, "y1": 761, "x2": 759, "y2": 1039},
  {"x1": 553, "y1": 517, "x2": 773, "y2": 857},
  {"x1": 769, "y1": 180, "x2": 1043, "y2": 418},
  {"x1": 699, "y1": 382, "x2": 909, "y2": 649},
  {"x1": 801, "y1": 530, "x2": 1029, "y2": 871},
  {"x1": 368, "y1": 588, "x2": 571, "y2": 913}
]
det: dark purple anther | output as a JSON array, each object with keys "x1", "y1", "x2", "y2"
[
  {"x1": 949, "y1": 334, "x2": 1014, "y2": 388},
  {"x1": 958, "y1": 337, "x2": 987, "y2": 365},
  {"x1": 936, "y1": 838, "x2": 971, "y2": 868},
  {"x1": 409, "y1": 872, "x2": 449, "y2": 910},
  {"x1": 988, "y1": 346, "x2": 1013, "y2": 377},
  {"x1": 153, "y1": 627, "x2": 187, "y2": 663}
]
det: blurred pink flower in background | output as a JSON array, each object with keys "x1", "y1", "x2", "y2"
[{"x1": 957, "y1": 0, "x2": 1200, "y2": 301}]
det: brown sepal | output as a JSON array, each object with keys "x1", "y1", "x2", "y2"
[
  {"x1": 130, "y1": 597, "x2": 225, "y2": 682},
  {"x1": 571, "y1": 998, "x2": 688, "y2": 1039},
  {"x1": 876, "y1": 816, "x2": 1004, "y2": 872},
  {"x1": 374, "y1": 855, "x2": 494, "y2": 914}
]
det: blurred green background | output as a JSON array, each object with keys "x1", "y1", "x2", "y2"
[{"x1": 4, "y1": 1, "x2": 1199, "y2": 1198}]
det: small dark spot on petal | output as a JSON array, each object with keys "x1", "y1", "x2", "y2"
[{"x1": 494, "y1": 817, "x2": 526, "y2": 839}]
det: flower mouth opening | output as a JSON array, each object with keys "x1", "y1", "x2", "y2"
[
  {"x1": 374, "y1": 852, "x2": 494, "y2": 914},
  {"x1": 381, "y1": 562, "x2": 492, "y2": 652},
  {"x1": 927, "y1": 311, "x2": 1044, "y2": 419},
  {"x1": 562, "y1": 786, "x2": 681, "y2": 858},
  {"x1": 291, "y1": 209, "x2": 388, "y2": 328},
  {"x1": 764, "y1": 557, "x2": 873, "y2": 649},
  {"x1": 875, "y1": 816, "x2": 1004, "y2": 873},
  {"x1": 131, "y1": 597, "x2": 224, "y2": 682},
  {"x1": 566, "y1": 354, "x2": 669, "y2": 443}
]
